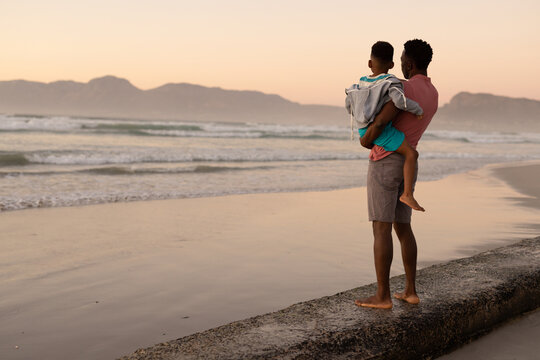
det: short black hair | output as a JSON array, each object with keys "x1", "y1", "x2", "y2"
[
  {"x1": 371, "y1": 41, "x2": 394, "y2": 63},
  {"x1": 403, "y1": 39, "x2": 433, "y2": 70}
]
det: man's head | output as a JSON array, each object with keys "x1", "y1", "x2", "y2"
[
  {"x1": 369, "y1": 41, "x2": 394, "y2": 74},
  {"x1": 401, "y1": 39, "x2": 433, "y2": 79}
]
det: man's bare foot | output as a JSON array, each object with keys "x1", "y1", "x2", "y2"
[
  {"x1": 393, "y1": 292, "x2": 420, "y2": 304},
  {"x1": 399, "y1": 194, "x2": 425, "y2": 211},
  {"x1": 354, "y1": 296, "x2": 393, "y2": 309}
]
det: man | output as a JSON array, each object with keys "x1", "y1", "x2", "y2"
[{"x1": 355, "y1": 39, "x2": 438, "y2": 309}]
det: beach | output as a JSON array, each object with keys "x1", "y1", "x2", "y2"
[
  {"x1": 1, "y1": 160, "x2": 539, "y2": 359},
  {"x1": 2, "y1": 1, "x2": 540, "y2": 358}
]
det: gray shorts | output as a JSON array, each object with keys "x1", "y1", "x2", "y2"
[{"x1": 367, "y1": 153, "x2": 418, "y2": 223}]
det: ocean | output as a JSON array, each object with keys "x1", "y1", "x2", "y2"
[{"x1": 1, "y1": 113, "x2": 540, "y2": 212}]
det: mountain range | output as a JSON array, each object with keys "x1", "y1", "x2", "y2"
[
  {"x1": 0, "y1": 76, "x2": 343, "y2": 125},
  {"x1": 432, "y1": 91, "x2": 540, "y2": 132},
  {"x1": 0, "y1": 76, "x2": 539, "y2": 131}
]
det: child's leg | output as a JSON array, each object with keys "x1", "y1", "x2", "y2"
[{"x1": 394, "y1": 140, "x2": 425, "y2": 212}]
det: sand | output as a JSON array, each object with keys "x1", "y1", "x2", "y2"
[
  {"x1": 1, "y1": 161, "x2": 539, "y2": 360},
  {"x1": 492, "y1": 163, "x2": 540, "y2": 209}
]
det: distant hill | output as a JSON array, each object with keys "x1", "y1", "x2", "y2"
[
  {"x1": 1, "y1": 77, "x2": 538, "y2": 131},
  {"x1": 0, "y1": 76, "x2": 345, "y2": 125},
  {"x1": 432, "y1": 92, "x2": 540, "y2": 132}
]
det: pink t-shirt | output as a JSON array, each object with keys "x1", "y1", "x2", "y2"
[{"x1": 369, "y1": 74, "x2": 438, "y2": 161}]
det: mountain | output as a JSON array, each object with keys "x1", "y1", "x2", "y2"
[
  {"x1": 432, "y1": 92, "x2": 540, "y2": 132},
  {"x1": 1, "y1": 77, "x2": 538, "y2": 130},
  {"x1": 0, "y1": 76, "x2": 345, "y2": 125}
]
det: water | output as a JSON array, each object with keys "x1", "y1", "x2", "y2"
[{"x1": 2, "y1": 113, "x2": 540, "y2": 211}]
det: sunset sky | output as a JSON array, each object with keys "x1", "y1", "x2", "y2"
[{"x1": 1, "y1": 0, "x2": 539, "y2": 106}]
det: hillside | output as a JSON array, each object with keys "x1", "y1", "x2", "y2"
[
  {"x1": 0, "y1": 76, "x2": 345, "y2": 125},
  {"x1": 1, "y1": 77, "x2": 539, "y2": 131},
  {"x1": 432, "y1": 92, "x2": 540, "y2": 132}
]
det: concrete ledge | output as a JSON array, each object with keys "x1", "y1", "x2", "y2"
[{"x1": 119, "y1": 237, "x2": 540, "y2": 360}]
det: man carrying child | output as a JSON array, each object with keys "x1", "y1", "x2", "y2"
[{"x1": 353, "y1": 39, "x2": 438, "y2": 309}]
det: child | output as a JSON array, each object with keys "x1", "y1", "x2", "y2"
[{"x1": 345, "y1": 41, "x2": 425, "y2": 211}]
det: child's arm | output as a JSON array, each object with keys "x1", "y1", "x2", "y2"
[{"x1": 359, "y1": 101, "x2": 400, "y2": 149}]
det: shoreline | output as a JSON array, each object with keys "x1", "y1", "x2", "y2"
[
  {"x1": 1, "y1": 158, "x2": 537, "y2": 215},
  {"x1": 1, "y1": 160, "x2": 539, "y2": 360}
]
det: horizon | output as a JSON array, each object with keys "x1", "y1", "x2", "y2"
[
  {"x1": 3, "y1": 74, "x2": 540, "y2": 108},
  {"x1": 1, "y1": 1, "x2": 539, "y2": 106}
]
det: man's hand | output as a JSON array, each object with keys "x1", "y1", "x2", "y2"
[{"x1": 359, "y1": 101, "x2": 400, "y2": 149}]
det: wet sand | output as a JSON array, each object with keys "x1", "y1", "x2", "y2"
[
  {"x1": 0, "y1": 161, "x2": 539, "y2": 360},
  {"x1": 492, "y1": 163, "x2": 540, "y2": 209}
]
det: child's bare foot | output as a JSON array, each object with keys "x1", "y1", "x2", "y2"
[
  {"x1": 399, "y1": 194, "x2": 425, "y2": 211},
  {"x1": 354, "y1": 296, "x2": 393, "y2": 309},
  {"x1": 394, "y1": 292, "x2": 420, "y2": 305}
]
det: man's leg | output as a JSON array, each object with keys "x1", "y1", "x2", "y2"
[
  {"x1": 358, "y1": 153, "x2": 405, "y2": 309},
  {"x1": 393, "y1": 222, "x2": 420, "y2": 304},
  {"x1": 355, "y1": 221, "x2": 394, "y2": 309}
]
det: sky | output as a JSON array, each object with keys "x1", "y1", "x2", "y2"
[{"x1": 1, "y1": 0, "x2": 539, "y2": 106}]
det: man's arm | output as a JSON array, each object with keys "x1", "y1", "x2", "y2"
[{"x1": 359, "y1": 101, "x2": 400, "y2": 149}]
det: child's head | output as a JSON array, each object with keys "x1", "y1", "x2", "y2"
[{"x1": 369, "y1": 41, "x2": 394, "y2": 75}]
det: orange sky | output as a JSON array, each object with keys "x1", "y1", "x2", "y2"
[{"x1": 1, "y1": 0, "x2": 539, "y2": 106}]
